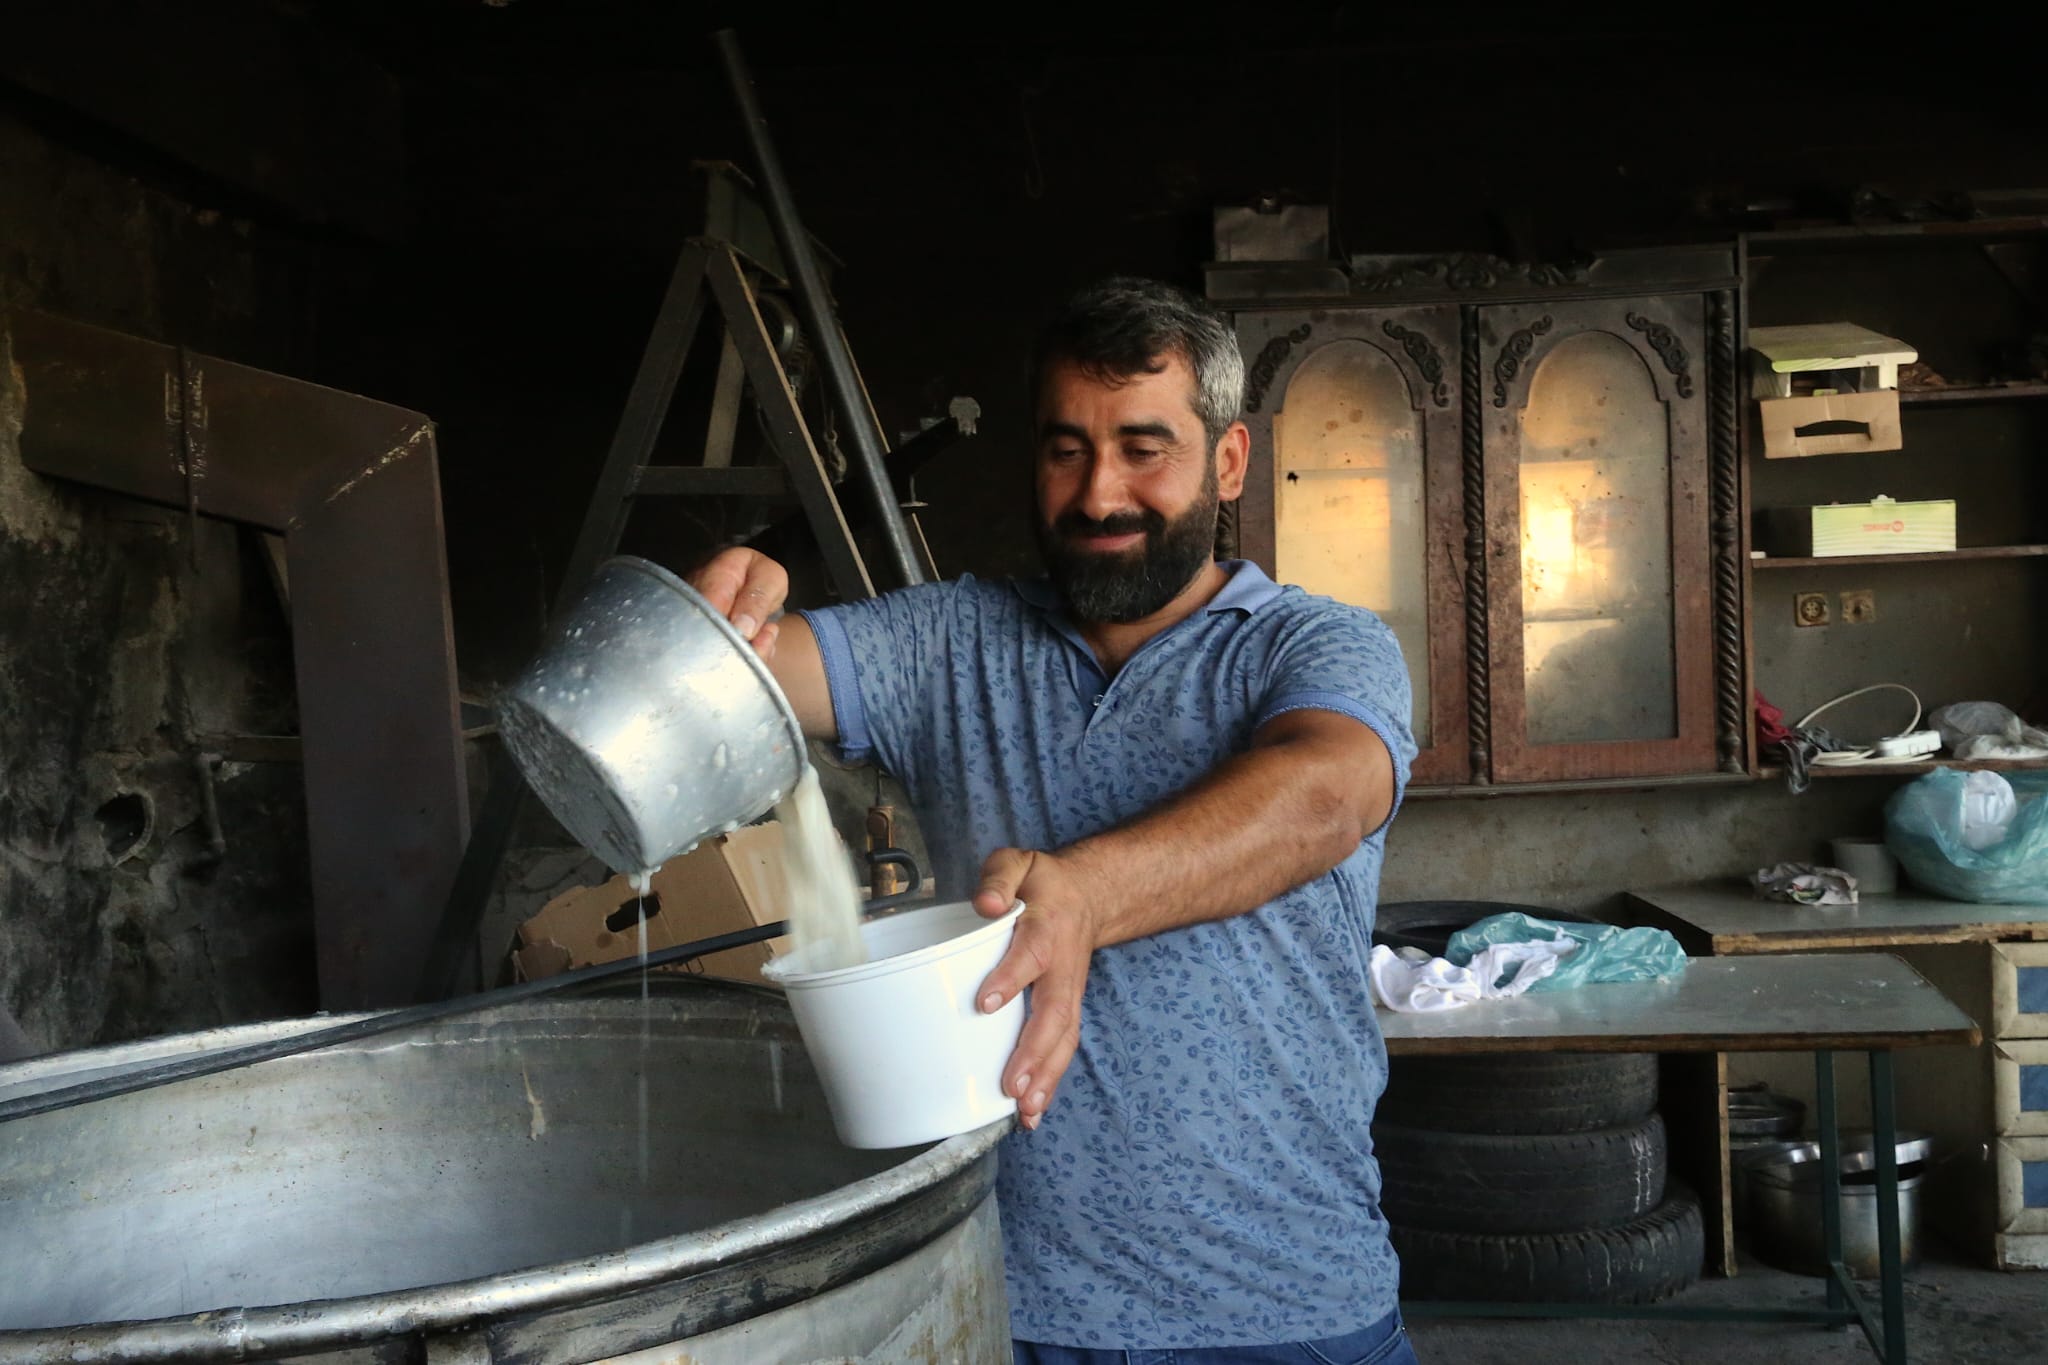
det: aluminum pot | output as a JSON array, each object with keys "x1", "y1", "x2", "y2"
[
  {"x1": 497, "y1": 556, "x2": 806, "y2": 873},
  {"x1": 0, "y1": 981, "x2": 1011, "y2": 1363},
  {"x1": 1740, "y1": 1132, "x2": 1930, "y2": 1278}
]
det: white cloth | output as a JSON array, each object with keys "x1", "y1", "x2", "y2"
[{"x1": 1368, "y1": 935, "x2": 1577, "y2": 1014}]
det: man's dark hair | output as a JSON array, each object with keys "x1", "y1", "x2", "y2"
[{"x1": 1030, "y1": 277, "x2": 1246, "y2": 449}]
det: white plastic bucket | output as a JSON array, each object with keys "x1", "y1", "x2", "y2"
[{"x1": 768, "y1": 901, "x2": 1025, "y2": 1149}]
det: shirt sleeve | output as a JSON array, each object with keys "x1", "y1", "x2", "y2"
[
  {"x1": 796, "y1": 579, "x2": 964, "y2": 773},
  {"x1": 1255, "y1": 601, "x2": 1417, "y2": 836}
]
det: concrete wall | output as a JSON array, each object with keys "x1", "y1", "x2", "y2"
[
  {"x1": 1381, "y1": 781, "x2": 1894, "y2": 915},
  {"x1": 0, "y1": 70, "x2": 385, "y2": 1049}
]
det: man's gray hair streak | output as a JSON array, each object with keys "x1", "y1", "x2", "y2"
[{"x1": 1030, "y1": 277, "x2": 1245, "y2": 449}]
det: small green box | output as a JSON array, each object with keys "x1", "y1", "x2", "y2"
[{"x1": 1756, "y1": 498, "x2": 1957, "y2": 558}]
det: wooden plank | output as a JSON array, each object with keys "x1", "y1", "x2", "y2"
[
  {"x1": 1750, "y1": 543, "x2": 2048, "y2": 569},
  {"x1": 1378, "y1": 953, "x2": 1980, "y2": 1056},
  {"x1": 1899, "y1": 382, "x2": 2048, "y2": 405},
  {"x1": 1625, "y1": 884, "x2": 2048, "y2": 955},
  {"x1": 1660, "y1": 1051, "x2": 1736, "y2": 1275},
  {"x1": 1408, "y1": 772, "x2": 1754, "y2": 802},
  {"x1": 1757, "y1": 756, "x2": 2048, "y2": 779},
  {"x1": 703, "y1": 249, "x2": 873, "y2": 603}
]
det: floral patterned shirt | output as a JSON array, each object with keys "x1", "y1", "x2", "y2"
[{"x1": 801, "y1": 561, "x2": 1414, "y2": 1349}]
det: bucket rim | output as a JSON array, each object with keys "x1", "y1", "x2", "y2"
[{"x1": 772, "y1": 901, "x2": 1025, "y2": 988}]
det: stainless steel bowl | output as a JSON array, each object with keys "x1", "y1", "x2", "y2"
[{"x1": 497, "y1": 557, "x2": 806, "y2": 873}]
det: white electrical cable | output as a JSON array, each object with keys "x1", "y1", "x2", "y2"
[{"x1": 1797, "y1": 683, "x2": 1926, "y2": 767}]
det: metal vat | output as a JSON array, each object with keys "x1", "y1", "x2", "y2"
[{"x1": 0, "y1": 981, "x2": 1009, "y2": 1363}]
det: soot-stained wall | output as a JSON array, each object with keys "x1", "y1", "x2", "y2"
[{"x1": 0, "y1": 23, "x2": 400, "y2": 1049}]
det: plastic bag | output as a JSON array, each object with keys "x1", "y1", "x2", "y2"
[
  {"x1": 1885, "y1": 769, "x2": 2048, "y2": 903},
  {"x1": 1930, "y1": 701, "x2": 2048, "y2": 762},
  {"x1": 1444, "y1": 912, "x2": 1688, "y2": 993}
]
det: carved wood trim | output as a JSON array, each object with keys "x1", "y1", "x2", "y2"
[
  {"x1": 1490, "y1": 315, "x2": 1554, "y2": 407},
  {"x1": 1382, "y1": 319, "x2": 1451, "y2": 407},
  {"x1": 1708, "y1": 290, "x2": 1745, "y2": 772},
  {"x1": 1461, "y1": 304, "x2": 1490, "y2": 783},
  {"x1": 1627, "y1": 311, "x2": 1697, "y2": 399},
  {"x1": 1244, "y1": 322, "x2": 1311, "y2": 413},
  {"x1": 1355, "y1": 254, "x2": 1591, "y2": 294}
]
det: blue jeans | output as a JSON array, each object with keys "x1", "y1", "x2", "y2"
[{"x1": 1013, "y1": 1308, "x2": 1419, "y2": 1365}]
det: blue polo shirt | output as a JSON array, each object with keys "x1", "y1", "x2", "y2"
[{"x1": 800, "y1": 561, "x2": 1414, "y2": 1350}]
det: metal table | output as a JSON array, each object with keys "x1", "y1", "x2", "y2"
[{"x1": 1380, "y1": 953, "x2": 1979, "y2": 1364}]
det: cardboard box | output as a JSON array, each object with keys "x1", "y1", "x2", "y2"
[
  {"x1": 1750, "y1": 323, "x2": 1917, "y2": 396},
  {"x1": 1757, "y1": 388, "x2": 1903, "y2": 459},
  {"x1": 514, "y1": 823, "x2": 793, "y2": 986},
  {"x1": 1755, "y1": 498, "x2": 1957, "y2": 558}
]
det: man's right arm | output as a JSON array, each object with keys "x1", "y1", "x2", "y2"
[{"x1": 686, "y1": 547, "x2": 837, "y2": 742}]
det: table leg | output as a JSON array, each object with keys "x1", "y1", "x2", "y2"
[
  {"x1": 1869, "y1": 1049, "x2": 1907, "y2": 1364},
  {"x1": 1815, "y1": 1049, "x2": 1844, "y2": 1317}
]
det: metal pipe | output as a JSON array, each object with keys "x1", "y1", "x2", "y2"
[
  {"x1": 712, "y1": 29, "x2": 926, "y2": 588},
  {"x1": 0, "y1": 920, "x2": 788, "y2": 1126}
]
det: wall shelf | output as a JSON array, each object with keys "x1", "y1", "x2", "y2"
[
  {"x1": 1900, "y1": 383, "x2": 2048, "y2": 405},
  {"x1": 1759, "y1": 757, "x2": 2048, "y2": 781},
  {"x1": 1751, "y1": 545, "x2": 2048, "y2": 570}
]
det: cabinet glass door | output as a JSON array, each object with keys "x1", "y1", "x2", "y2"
[
  {"x1": 1233, "y1": 307, "x2": 1467, "y2": 785},
  {"x1": 1482, "y1": 296, "x2": 1716, "y2": 781},
  {"x1": 1275, "y1": 340, "x2": 1432, "y2": 744},
  {"x1": 1517, "y1": 331, "x2": 1678, "y2": 745}
]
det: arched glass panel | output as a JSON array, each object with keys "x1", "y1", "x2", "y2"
[
  {"x1": 1274, "y1": 340, "x2": 1430, "y2": 743},
  {"x1": 1518, "y1": 332, "x2": 1676, "y2": 745}
]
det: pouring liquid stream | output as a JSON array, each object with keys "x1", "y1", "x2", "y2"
[{"x1": 772, "y1": 768, "x2": 868, "y2": 974}]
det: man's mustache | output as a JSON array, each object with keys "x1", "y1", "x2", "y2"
[{"x1": 1052, "y1": 508, "x2": 1164, "y2": 541}]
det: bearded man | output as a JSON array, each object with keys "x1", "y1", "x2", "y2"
[{"x1": 691, "y1": 276, "x2": 1419, "y2": 1364}]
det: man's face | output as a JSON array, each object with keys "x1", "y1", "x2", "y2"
[{"x1": 1033, "y1": 353, "x2": 1246, "y2": 624}]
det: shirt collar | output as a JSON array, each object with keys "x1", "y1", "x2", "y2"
[{"x1": 1011, "y1": 559, "x2": 1285, "y2": 618}]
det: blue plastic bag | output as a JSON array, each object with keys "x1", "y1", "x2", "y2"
[
  {"x1": 1884, "y1": 770, "x2": 2048, "y2": 904},
  {"x1": 1444, "y1": 912, "x2": 1688, "y2": 993}
]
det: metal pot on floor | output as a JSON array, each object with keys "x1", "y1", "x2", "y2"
[{"x1": 1741, "y1": 1131, "x2": 1932, "y2": 1279}]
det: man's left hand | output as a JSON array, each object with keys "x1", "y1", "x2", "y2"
[{"x1": 972, "y1": 848, "x2": 1100, "y2": 1131}]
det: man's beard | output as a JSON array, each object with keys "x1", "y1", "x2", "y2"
[{"x1": 1036, "y1": 464, "x2": 1219, "y2": 625}]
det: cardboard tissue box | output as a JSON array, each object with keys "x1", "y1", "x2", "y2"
[
  {"x1": 1750, "y1": 323, "x2": 1915, "y2": 459},
  {"x1": 514, "y1": 823, "x2": 793, "y2": 987},
  {"x1": 1754, "y1": 496, "x2": 1957, "y2": 559}
]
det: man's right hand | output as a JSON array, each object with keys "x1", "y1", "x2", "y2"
[
  {"x1": 688, "y1": 546, "x2": 837, "y2": 742},
  {"x1": 689, "y1": 547, "x2": 789, "y2": 662}
]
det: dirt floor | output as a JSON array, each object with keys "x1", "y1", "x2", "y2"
[{"x1": 1406, "y1": 1240, "x2": 2048, "y2": 1364}]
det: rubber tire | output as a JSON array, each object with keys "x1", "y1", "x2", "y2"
[
  {"x1": 1373, "y1": 899, "x2": 1601, "y2": 957},
  {"x1": 1378, "y1": 1052, "x2": 1660, "y2": 1135},
  {"x1": 1393, "y1": 1184, "x2": 1706, "y2": 1305},
  {"x1": 1375, "y1": 1112, "x2": 1667, "y2": 1236}
]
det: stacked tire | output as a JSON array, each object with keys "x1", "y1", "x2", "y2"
[{"x1": 1373, "y1": 902, "x2": 1705, "y2": 1305}]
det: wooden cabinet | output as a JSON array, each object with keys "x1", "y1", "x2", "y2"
[{"x1": 1213, "y1": 248, "x2": 1746, "y2": 789}]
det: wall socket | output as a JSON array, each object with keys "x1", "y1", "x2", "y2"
[
  {"x1": 1841, "y1": 589, "x2": 1876, "y2": 624},
  {"x1": 1794, "y1": 591, "x2": 1830, "y2": 627}
]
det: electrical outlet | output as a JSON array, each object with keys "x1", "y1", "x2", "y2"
[
  {"x1": 1794, "y1": 591, "x2": 1830, "y2": 627},
  {"x1": 1841, "y1": 589, "x2": 1876, "y2": 624}
]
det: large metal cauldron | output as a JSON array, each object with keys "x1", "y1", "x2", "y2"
[{"x1": 0, "y1": 981, "x2": 1009, "y2": 1363}]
